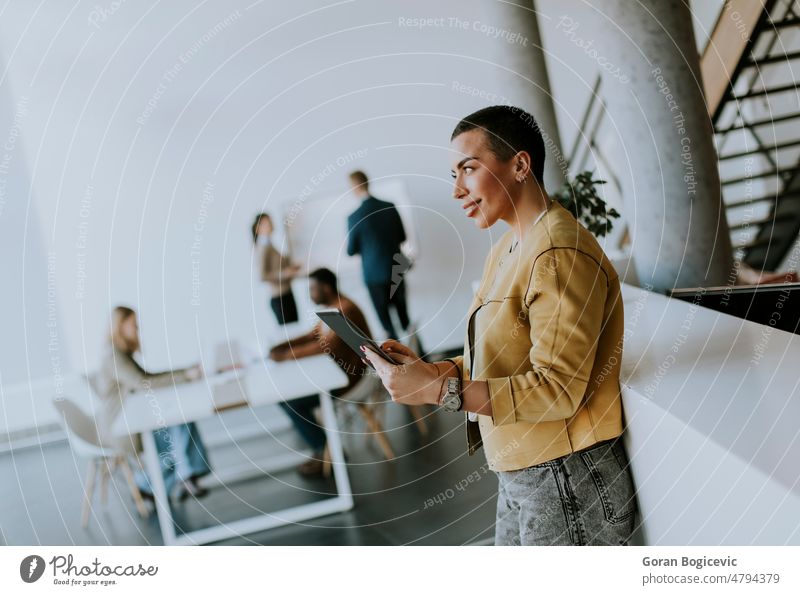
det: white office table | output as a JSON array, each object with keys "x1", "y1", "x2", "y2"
[{"x1": 112, "y1": 355, "x2": 352, "y2": 545}]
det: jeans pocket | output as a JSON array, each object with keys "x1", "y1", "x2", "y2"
[{"x1": 580, "y1": 442, "x2": 635, "y2": 525}]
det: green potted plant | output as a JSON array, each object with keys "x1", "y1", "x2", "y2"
[{"x1": 555, "y1": 171, "x2": 620, "y2": 237}]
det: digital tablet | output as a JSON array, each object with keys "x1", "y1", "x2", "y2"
[{"x1": 315, "y1": 308, "x2": 399, "y2": 367}]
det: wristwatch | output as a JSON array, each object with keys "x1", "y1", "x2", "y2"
[{"x1": 440, "y1": 377, "x2": 463, "y2": 413}]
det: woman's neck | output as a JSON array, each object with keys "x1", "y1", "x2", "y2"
[{"x1": 506, "y1": 187, "x2": 552, "y2": 242}]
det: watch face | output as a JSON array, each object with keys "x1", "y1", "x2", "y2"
[{"x1": 442, "y1": 393, "x2": 461, "y2": 412}]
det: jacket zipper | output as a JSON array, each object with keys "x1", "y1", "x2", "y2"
[{"x1": 465, "y1": 302, "x2": 485, "y2": 454}]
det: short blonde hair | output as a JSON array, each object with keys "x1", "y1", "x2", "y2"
[{"x1": 109, "y1": 306, "x2": 139, "y2": 354}]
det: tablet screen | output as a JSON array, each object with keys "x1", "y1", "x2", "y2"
[{"x1": 315, "y1": 309, "x2": 399, "y2": 367}]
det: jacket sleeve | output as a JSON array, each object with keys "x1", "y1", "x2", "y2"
[
  {"x1": 443, "y1": 356, "x2": 464, "y2": 379},
  {"x1": 114, "y1": 351, "x2": 192, "y2": 394},
  {"x1": 346, "y1": 214, "x2": 360, "y2": 256},
  {"x1": 487, "y1": 248, "x2": 608, "y2": 426}
]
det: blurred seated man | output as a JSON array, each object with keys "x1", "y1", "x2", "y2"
[{"x1": 268, "y1": 267, "x2": 371, "y2": 476}]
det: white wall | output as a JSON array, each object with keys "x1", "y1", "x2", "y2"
[
  {"x1": 4, "y1": 0, "x2": 577, "y2": 436},
  {"x1": 0, "y1": 1, "x2": 512, "y2": 378},
  {"x1": 0, "y1": 0, "x2": 729, "y2": 434},
  {"x1": 0, "y1": 55, "x2": 72, "y2": 391}
]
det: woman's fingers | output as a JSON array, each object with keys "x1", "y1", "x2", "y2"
[
  {"x1": 362, "y1": 345, "x2": 394, "y2": 377},
  {"x1": 380, "y1": 339, "x2": 417, "y2": 359},
  {"x1": 362, "y1": 345, "x2": 437, "y2": 406},
  {"x1": 385, "y1": 351, "x2": 416, "y2": 365}
]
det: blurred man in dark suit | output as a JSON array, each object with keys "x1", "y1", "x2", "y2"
[{"x1": 346, "y1": 170, "x2": 411, "y2": 339}]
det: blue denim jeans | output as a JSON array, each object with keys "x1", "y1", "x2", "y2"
[
  {"x1": 494, "y1": 437, "x2": 637, "y2": 545},
  {"x1": 279, "y1": 394, "x2": 326, "y2": 452},
  {"x1": 135, "y1": 422, "x2": 211, "y2": 496},
  {"x1": 278, "y1": 387, "x2": 352, "y2": 453}
]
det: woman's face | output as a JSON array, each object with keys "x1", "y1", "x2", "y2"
[
  {"x1": 120, "y1": 314, "x2": 139, "y2": 345},
  {"x1": 256, "y1": 217, "x2": 274, "y2": 236},
  {"x1": 450, "y1": 129, "x2": 519, "y2": 229}
]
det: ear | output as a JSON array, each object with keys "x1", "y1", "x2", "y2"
[{"x1": 512, "y1": 151, "x2": 532, "y2": 182}]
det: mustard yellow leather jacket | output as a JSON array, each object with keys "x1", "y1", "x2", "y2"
[{"x1": 447, "y1": 201, "x2": 625, "y2": 471}]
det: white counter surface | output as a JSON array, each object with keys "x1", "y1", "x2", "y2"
[{"x1": 619, "y1": 284, "x2": 800, "y2": 544}]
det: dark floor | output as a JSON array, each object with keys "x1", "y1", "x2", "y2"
[{"x1": 0, "y1": 403, "x2": 498, "y2": 546}]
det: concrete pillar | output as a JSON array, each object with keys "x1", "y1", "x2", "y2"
[
  {"x1": 487, "y1": 0, "x2": 568, "y2": 193},
  {"x1": 597, "y1": 0, "x2": 734, "y2": 291}
]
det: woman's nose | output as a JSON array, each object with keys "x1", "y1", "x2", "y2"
[{"x1": 452, "y1": 182, "x2": 467, "y2": 199}]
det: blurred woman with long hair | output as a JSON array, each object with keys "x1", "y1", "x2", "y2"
[
  {"x1": 95, "y1": 306, "x2": 211, "y2": 501},
  {"x1": 252, "y1": 212, "x2": 301, "y2": 325}
]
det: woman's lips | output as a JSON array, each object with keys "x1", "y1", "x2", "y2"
[{"x1": 463, "y1": 199, "x2": 482, "y2": 217}]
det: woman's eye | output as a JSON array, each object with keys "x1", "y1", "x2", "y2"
[{"x1": 463, "y1": 167, "x2": 474, "y2": 174}]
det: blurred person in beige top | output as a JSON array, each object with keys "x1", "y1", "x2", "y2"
[
  {"x1": 252, "y1": 212, "x2": 301, "y2": 325},
  {"x1": 364, "y1": 106, "x2": 637, "y2": 545},
  {"x1": 94, "y1": 306, "x2": 211, "y2": 502}
]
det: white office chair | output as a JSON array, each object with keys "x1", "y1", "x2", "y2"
[
  {"x1": 320, "y1": 322, "x2": 432, "y2": 475},
  {"x1": 330, "y1": 372, "x2": 396, "y2": 463},
  {"x1": 51, "y1": 397, "x2": 149, "y2": 528}
]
